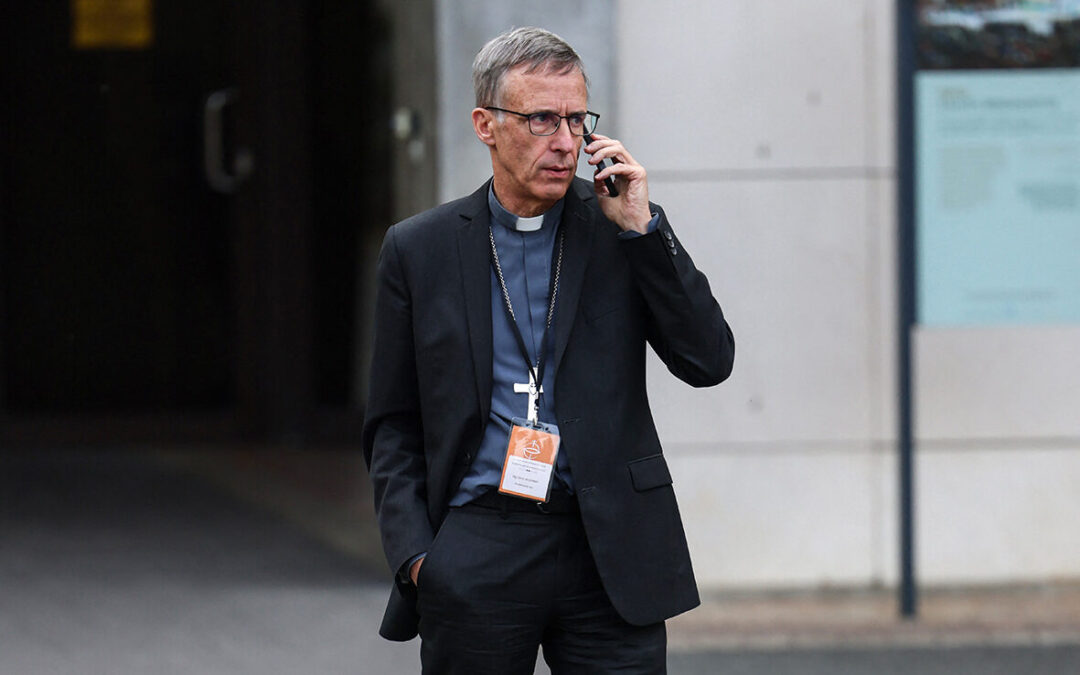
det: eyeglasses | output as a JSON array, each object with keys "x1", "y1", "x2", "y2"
[{"x1": 485, "y1": 107, "x2": 599, "y2": 137}]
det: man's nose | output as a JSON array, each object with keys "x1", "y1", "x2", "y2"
[{"x1": 549, "y1": 120, "x2": 575, "y2": 151}]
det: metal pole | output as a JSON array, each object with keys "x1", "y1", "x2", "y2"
[{"x1": 896, "y1": 0, "x2": 918, "y2": 619}]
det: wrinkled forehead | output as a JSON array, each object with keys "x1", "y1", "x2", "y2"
[{"x1": 498, "y1": 61, "x2": 588, "y2": 107}]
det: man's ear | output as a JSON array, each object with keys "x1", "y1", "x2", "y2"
[{"x1": 472, "y1": 108, "x2": 497, "y2": 147}]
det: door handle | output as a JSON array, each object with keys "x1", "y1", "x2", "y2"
[{"x1": 203, "y1": 88, "x2": 254, "y2": 194}]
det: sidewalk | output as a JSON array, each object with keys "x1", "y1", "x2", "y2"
[
  {"x1": 163, "y1": 447, "x2": 1080, "y2": 654},
  {"x1": 4, "y1": 449, "x2": 1079, "y2": 674},
  {"x1": 669, "y1": 583, "x2": 1080, "y2": 652}
]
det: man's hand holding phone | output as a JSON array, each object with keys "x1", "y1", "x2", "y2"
[{"x1": 582, "y1": 133, "x2": 652, "y2": 235}]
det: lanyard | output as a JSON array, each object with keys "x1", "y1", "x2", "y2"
[{"x1": 488, "y1": 224, "x2": 565, "y2": 425}]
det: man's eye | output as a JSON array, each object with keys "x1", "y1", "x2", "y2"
[
  {"x1": 530, "y1": 112, "x2": 554, "y2": 125},
  {"x1": 567, "y1": 114, "x2": 585, "y2": 127}
]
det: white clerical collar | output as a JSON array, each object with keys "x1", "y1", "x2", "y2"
[
  {"x1": 487, "y1": 183, "x2": 564, "y2": 233},
  {"x1": 514, "y1": 214, "x2": 544, "y2": 232}
]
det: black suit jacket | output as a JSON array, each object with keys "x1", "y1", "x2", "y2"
[{"x1": 362, "y1": 178, "x2": 734, "y2": 641}]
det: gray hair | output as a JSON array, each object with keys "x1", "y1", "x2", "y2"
[{"x1": 472, "y1": 27, "x2": 588, "y2": 108}]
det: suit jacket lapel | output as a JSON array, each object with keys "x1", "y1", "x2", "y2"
[
  {"x1": 553, "y1": 182, "x2": 596, "y2": 377},
  {"x1": 457, "y1": 186, "x2": 494, "y2": 420},
  {"x1": 456, "y1": 179, "x2": 595, "y2": 416}
]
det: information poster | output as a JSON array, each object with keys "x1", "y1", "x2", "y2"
[{"x1": 915, "y1": 1, "x2": 1080, "y2": 325}]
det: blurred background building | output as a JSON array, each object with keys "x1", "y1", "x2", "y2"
[{"x1": 3, "y1": 0, "x2": 1079, "y2": 600}]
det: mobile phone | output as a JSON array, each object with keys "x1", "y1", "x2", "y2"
[{"x1": 583, "y1": 133, "x2": 619, "y2": 197}]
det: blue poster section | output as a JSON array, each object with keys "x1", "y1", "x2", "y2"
[{"x1": 916, "y1": 69, "x2": 1080, "y2": 325}]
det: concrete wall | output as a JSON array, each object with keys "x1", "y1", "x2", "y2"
[
  {"x1": 435, "y1": 1, "x2": 1080, "y2": 590},
  {"x1": 617, "y1": 0, "x2": 1080, "y2": 590},
  {"x1": 613, "y1": 0, "x2": 900, "y2": 589}
]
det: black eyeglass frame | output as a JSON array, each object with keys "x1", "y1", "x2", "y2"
[{"x1": 484, "y1": 106, "x2": 600, "y2": 137}]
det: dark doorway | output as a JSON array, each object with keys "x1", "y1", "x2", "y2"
[
  {"x1": 0, "y1": 1, "x2": 393, "y2": 443},
  {"x1": 2, "y1": 2, "x2": 239, "y2": 414}
]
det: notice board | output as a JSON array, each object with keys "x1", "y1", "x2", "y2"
[{"x1": 913, "y1": 1, "x2": 1080, "y2": 325}]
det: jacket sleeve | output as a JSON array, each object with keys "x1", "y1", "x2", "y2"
[
  {"x1": 619, "y1": 205, "x2": 735, "y2": 387},
  {"x1": 361, "y1": 226, "x2": 435, "y2": 574}
]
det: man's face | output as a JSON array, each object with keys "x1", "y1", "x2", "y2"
[{"x1": 485, "y1": 64, "x2": 587, "y2": 217}]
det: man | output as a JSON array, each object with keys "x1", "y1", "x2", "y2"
[{"x1": 363, "y1": 26, "x2": 734, "y2": 674}]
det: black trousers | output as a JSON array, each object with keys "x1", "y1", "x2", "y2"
[{"x1": 415, "y1": 498, "x2": 666, "y2": 675}]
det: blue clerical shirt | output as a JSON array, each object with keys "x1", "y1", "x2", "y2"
[{"x1": 450, "y1": 185, "x2": 574, "y2": 505}]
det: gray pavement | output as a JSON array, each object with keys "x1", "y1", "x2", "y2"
[
  {"x1": 3, "y1": 450, "x2": 1079, "y2": 674},
  {"x1": 1, "y1": 451, "x2": 418, "y2": 674}
]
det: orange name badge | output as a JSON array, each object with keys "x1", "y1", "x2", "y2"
[{"x1": 498, "y1": 420, "x2": 561, "y2": 502}]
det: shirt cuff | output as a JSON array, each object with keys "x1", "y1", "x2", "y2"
[{"x1": 616, "y1": 213, "x2": 660, "y2": 239}]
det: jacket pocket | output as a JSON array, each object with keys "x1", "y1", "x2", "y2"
[
  {"x1": 416, "y1": 510, "x2": 455, "y2": 589},
  {"x1": 627, "y1": 453, "x2": 673, "y2": 492},
  {"x1": 583, "y1": 301, "x2": 628, "y2": 324}
]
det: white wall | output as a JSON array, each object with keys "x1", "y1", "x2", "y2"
[
  {"x1": 617, "y1": 0, "x2": 1080, "y2": 590},
  {"x1": 616, "y1": 0, "x2": 901, "y2": 588}
]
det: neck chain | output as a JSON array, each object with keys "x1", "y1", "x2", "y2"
[{"x1": 488, "y1": 225, "x2": 565, "y2": 420}]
